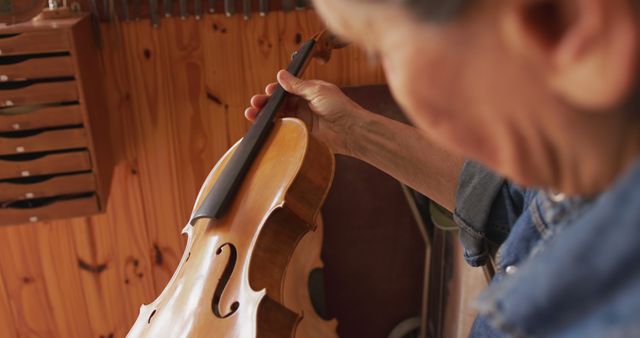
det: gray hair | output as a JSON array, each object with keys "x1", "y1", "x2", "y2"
[
  {"x1": 400, "y1": 0, "x2": 468, "y2": 21},
  {"x1": 350, "y1": 0, "x2": 468, "y2": 22}
]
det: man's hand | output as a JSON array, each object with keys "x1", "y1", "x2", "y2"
[
  {"x1": 245, "y1": 70, "x2": 462, "y2": 211},
  {"x1": 244, "y1": 70, "x2": 368, "y2": 155}
]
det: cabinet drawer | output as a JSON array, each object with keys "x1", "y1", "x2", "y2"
[
  {"x1": 0, "y1": 128, "x2": 87, "y2": 155},
  {"x1": 0, "y1": 194, "x2": 98, "y2": 225},
  {"x1": 0, "y1": 31, "x2": 69, "y2": 56},
  {"x1": 0, "y1": 150, "x2": 91, "y2": 180},
  {"x1": 0, "y1": 56, "x2": 74, "y2": 81},
  {"x1": 0, "y1": 104, "x2": 82, "y2": 132},
  {"x1": 0, "y1": 172, "x2": 95, "y2": 201},
  {"x1": 0, "y1": 81, "x2": 78, "y2": 107}
]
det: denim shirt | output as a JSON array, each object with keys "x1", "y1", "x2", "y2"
[{"x1": 454, "y1": 158, "x2": 640, "y2": 338}]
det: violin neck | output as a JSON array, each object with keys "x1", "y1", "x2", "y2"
[
  {"x1": 251, "y1": 39, "x2": 316, "y2": 129},
  {"x1": 190, "y1": 38, "x2": 318, "y2": 223}
]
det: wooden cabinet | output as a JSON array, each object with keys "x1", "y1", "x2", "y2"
[{"x1": 0, "y1": 14, "x2": 113, "y2": 225}]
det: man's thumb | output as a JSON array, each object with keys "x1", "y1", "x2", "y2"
[{"x1": 277, "y1": 70, "x2": 313, "y2": 99}]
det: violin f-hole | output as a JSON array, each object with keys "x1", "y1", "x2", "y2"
[{"x1": 212, "y1": 243, "x2": 240, "y2": 319}]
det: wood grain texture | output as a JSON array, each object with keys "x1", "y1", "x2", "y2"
[
  {"x1": 0, "y1": 81, "x2": 78, "y2": 107},
  {"x1": 0, "y1": 104, "x2": 83, "y2": 133},
  {"x1": 0, "y1": 56, "x2": 74, "y2": 82},
  {"x1": 70, "y1": 15, "x2": 115, "y2": 212},
  {"x1": 0, "y1": 265, "x2": 18, "y2": 337},
  {"x1": 0, "y1": 10, "x2": 384, "y2": 337}
]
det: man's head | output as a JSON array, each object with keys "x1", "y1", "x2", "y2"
[{"x1": 314, "y1": 0, "x2": 640, "y2": 195}]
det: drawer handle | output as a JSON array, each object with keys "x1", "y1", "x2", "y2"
[
  {"x1": 4, "y1": 100, "x2": 14, "y2": 107},
  {"x1": 21, "y1": 170, "x2": 30, "y2": 177},
  {"x1": 15, "y1": 146, "x2": 25, "y2": 153},
  {"x1": 25, "y1": 192, "x2": 34, "y2": 199},
  {"x1": 0, "y1": 33, "x2": 20, "y2": 40},
  {"x1": 2, "y1": 174, "x2": 54, "y2": 184},
  {"x1": 1, "y1": 192, "x2": 95, "y2": 210},
  {"x1": 11, "y1": 123, "x2": 20, "y2": 130},
  {"x1": 29, "y1": 216, "x2": 38, "y2": 222},
  {"x1": 0, "y1": 75, "x2": 8, "y2": 82},
  {"x1": 4, "y1": 192, "x2": 93, "y2": 209}
]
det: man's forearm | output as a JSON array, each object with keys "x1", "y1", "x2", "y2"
[{"x1": 346, "y1": 110, "x2": 463, "y2": 211}]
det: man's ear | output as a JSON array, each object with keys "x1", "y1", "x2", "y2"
[{"x1": 502, "y1": 0, "x2": 638, "y2": 111}]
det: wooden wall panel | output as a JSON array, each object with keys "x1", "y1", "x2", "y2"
[
  {"x1": 0, "y1": 271, "x2": 17, "y2": 337},
  {"x1": 0, "y1": 225, "x2": 72, "y2": 337},
  {"x1": 120, "y1": 21, "x2": 190, "y2": 294},
  {"x1": 36, "y1": 222, "x2": 94, "y2": 338},
  {"x1": 0, "y1": 10, "x2": 385, "y2": 337}
]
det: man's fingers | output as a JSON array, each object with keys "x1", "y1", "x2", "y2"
[
  {"x1": 244, "y1": 107, "x2": 259, "y2": 121},
  {"x1": 265, "y1": 82, "x2": 278, "y2": 95},
  {"x1": 250, "y1": 94, "x2": 269, "y2": 109},
  {"x1": 277, "y1": 70, "x2": 318, "y2": 100}
]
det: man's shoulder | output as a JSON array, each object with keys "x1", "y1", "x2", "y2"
[{"x1": 472, "y1": 156, "x2": 640, "y2": 338}]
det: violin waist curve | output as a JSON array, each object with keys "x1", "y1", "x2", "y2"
[{"x1": 127, "y1": 118, "x2": 338, "y2": 338}]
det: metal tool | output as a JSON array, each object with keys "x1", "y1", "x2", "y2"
[
  {"x1": 150, "y1": 0, "x2": 160, "y2": 27},
  {"x1": 258, "y1": 0, "x2": 267, "y2": 16},
  {"x1": 102, "y1": 0, "x2": 110, "y2": 20},
  {"x1": 89, "y1": 0, "x2": 100, "y2": 20},
  {"x1": 224, "y1": 0, "x2": 234, "y2": 16},
  {"x1": 179, "y1": 0, "x2": 187, "y2": 19},
  {"x1": 194, "y1": 0, "x2": 202, "y2": 19},
  {"x1": 282, "y1": 0, "x2": 293, "y2": 11},
  {"x1": 242, "y1": 0, "x2": 250, "y2": 19},
  {"x1": 133, "y1": 0, "x2": 140, "y2": 19},
  {"x1": 163, "y1": 0, "x2": 172, "y2": 16},
  {"x1": 121, "y1": 0, "x2": 130, "y2": 20}
]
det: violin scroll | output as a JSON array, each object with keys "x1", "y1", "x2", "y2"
[{"x1": 311, "y1": 30, "x2": 349, "y2": 64}]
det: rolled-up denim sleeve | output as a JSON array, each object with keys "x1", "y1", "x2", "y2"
[{"x1": 453, "y1": 161, "x2": 527, "y2": 267}]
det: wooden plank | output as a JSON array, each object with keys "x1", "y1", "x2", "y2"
[
  {"x1": 69, "y1": 15, "x2": 115, "y2": 212},
  {"x1": 0, "y1": 195, "x2": 99, "y2": 225},
  {"x1": 0, "y1": 128, "x2": 88, "y2": 156},
  {"x1": 0, "y1": 172, "x2": 96, "y2": 202},
  {"x1": 0, "y1": 30, "x2": 69, "y2": 55},
  {"x1": 203, "y1": 14, "x2": 250, "y2": 146},
  {"x1": 71, "y1": 165, "x2": 156, "y2": 337},
  {"x1": 0, "y1": 150, "x2": 92, "y2": 180},
  {"x1": 0, "y1": 224, "x2": 78, "y2": 337},
  {"x1": 33, "y1": 221, "x2": 94, "y2": 338},
  {"x1": 0, "y1": 264, "x2": 17, "y2": 338},
  {"x1": 160, "y1": 18, "x2": 212, "y2": 210},
  {"x1": 0, "y1": 56, "x2": 75, "y2": 82},
  {"x1": 240, "y1": 11, "x2": 283, "y2": 104},
  {"x1": 120, "y1": 19, "x2": 189, "y2": 294},
  {"x1": 0, "y1": 81, "x2": 79, "y2": 107},
  {"x1": 99, "y1": 23, "x2": 139, "y2": 164},
  {"x1": 0, "y1": 104, "x2": 83, "y2": 133},
  {"x1": 100, "y1": 164, "x2": 157, "y2": 331}
]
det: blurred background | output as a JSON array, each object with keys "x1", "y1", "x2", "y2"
[{"x1": 0, "y1": 2, "x2": 488, "y2": 337}]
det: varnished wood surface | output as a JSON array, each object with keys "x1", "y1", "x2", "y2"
[
  {"x1": 0, "y1": 11, "x2": 384, "y2": 337},
  {"x1": 0, "y1": 56, "x2": 75, "y2": 82},
  {"x1": 0, "y1": 14, "x2": 114, "y2": 226},
  {"x1": 0, "y1": 128, "x2": 88, "y2": 155},
  {"x1": 0, "y1": 104, "x2": 83, "y2": 132},
  {"x1": 129, "y1": 118, "x2": 337, "y2": 338},
  {"x1": 0, "y1": 29, "x2": 70, "y2": 54}
]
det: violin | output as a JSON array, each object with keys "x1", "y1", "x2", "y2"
[{"x1": 128, "y1": 31, "x2": 344, "y2": 338}]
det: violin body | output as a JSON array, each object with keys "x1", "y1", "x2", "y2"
[{"x1": 128, "y1": 118, "x2": 338, "y2": 338}]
